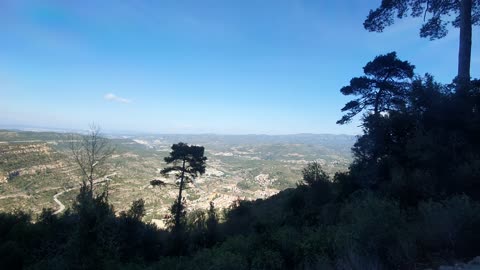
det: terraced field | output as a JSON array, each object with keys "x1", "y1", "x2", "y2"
[
  {"x1": 0, "y1": 142, "x2": 78, "y2": 213},
  {"x1": 0, "y1": 130, "x2": 354, "y2": 222}
]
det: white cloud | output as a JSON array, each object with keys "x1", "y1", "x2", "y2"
[{"x1": 104, "y1": 93, "x2": 132, "y2": 104}]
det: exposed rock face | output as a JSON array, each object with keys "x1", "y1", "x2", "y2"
[
  {"x1": 0, "y1": 173, "x2": 7, "y2": 183},
  {"x1": 151, "y1": 219, "x2": 167, "y2": 229},
  {"x1": 1, "y1": 143, "x2": 50, "y2": 155},
  {"x1": 254, "y1": 173, "x2": 276, "y2": 187},
  {"x1": 205, "y1": 168, "x2": 224, "y2": 177}
]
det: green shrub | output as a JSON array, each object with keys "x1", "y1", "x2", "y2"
[
  {"x1": 190, "y1": 246, "x2": 249, "y2": 270},
  {"x1": 251, "y1": 248, "x2": 283, "y2": 270},
  {"x1": 296, "y1": 227, "x2": 333, "y2": 268},
  {"x1": 417, "y1": 195, "x2": 480, "y2": 259},
  {"x1": 334, "y1": 192, "x2": 416, "y2": 269}
]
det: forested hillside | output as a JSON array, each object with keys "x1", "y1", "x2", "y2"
[
  {"x1": 1, "y1": 52, "x2": 480, "y2": 269},
  {"x1": 1, "y1": 1, "x2": 480, "y2": 269}
]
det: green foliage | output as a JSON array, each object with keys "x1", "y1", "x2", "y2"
[
  {"x1": 337, "y1": 51, "x2": 414, "y2": 124},
  {"x1": 364, "y1": 0, "x2": 480, "y2": 39},
  {"x1": 2, "y1": 53, "x2": 480, "y2": 270},
  {"x1": 205, "y1": 201, "x2": 219, "y2": 247},
  {"x1": 192, "y1": 247, "x2": 249, "y2": 270},
  {"x1": 251, "y1": 248, "x2": 284, "y2": 270},
  {"x1": 334, "y1": 192, "x2": 416, "y2": 269},
  {"x1": 126, "y1": 199, "x2": 146, "y2": 221},
  {"x1": 166, "y1": 198, "x2": 187, "y2": 231},
  {"x1": 160, "y1": 142, "x2": 207, "y2": 181},
  {"x1": 417, "y1": 195, "x2": 480, "y2": 258},
  {"x1": 364, "y1": 0, "x2": 478, "y2": 88},
  {"x1": 161, "y1": 142, "x2": 207, "y2": 234},
  {"x1": 340, "y1": 55, "x2": 480, "y2": 205},
  {"x1": 302, "y1": 161, "x2": 329, "y2": 185}
]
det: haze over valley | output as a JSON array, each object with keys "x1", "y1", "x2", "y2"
[{"x1": 0, "y1": 129, "x2": 354, "y2": 224}]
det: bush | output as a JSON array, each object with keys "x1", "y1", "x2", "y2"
[
  {"x1": 302, "y1": 162, "x2": 329, "y2": 186},
  {"x1": 334, "y1": 192, "x2": 416, "y2": 269},
  {"x1": 126, "y1": 199, "x2": 146, "y2": 221},
  {"x1": 198, "y1": 249, "x2": 248, "y2": 270},
  {"x1": 417, "y1": 195, "x2": 480, "y2": 259},
  {"x1": 296, "y1": 227, "x2": 333, "y2": 269},
  {"x1": 251, "y1": 248, "x2": 283, "y2": 270},
  {"x1": 189, "y1": 236, "x2": 251, "y2": 270}
]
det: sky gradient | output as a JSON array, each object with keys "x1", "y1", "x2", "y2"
[{"x1": 1, "y1": 0, "x2": 479, "y2": 135}]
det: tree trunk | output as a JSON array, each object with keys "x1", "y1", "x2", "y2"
[
  {"x1": 374, "y1": 89, "x2": 383, "y2": 116},
  {"x1": 175, "y1": 159, "x2": 186, "y2": 230},
  {"x1": 89, "y1": 175, "x2": 94, "y2": 199},
  {"x1": 458, "y1": 0, "x2": 472, "y2": 91}
]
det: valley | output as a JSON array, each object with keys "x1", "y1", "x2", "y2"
[{"x1": 0, "y1": 130, "x2": 354, "y2": 223}]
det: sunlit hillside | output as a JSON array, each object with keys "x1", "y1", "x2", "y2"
[{"x1": 0, "y1": 130, "x2": 354, "y2": 222}]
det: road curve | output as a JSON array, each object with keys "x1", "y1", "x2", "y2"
[
  {"x1": 52, "y1": 187, "x2": 77, "y2": 214},
  {"x1": 53, "y1": 173, "x2": 116, "y2": 215}
]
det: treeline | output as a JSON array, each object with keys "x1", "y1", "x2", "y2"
[
  {"x1": 3, "y1": 0, "x2": 480, "y2": 268},
  {"x1": 2, "y1": 53, "x2": 480, "y2": 270}
]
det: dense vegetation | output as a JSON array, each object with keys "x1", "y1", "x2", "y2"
[
  {"x1": 2, "y1": 2, "x2": 480, "y2": 267},
  {"x1": 1, "y1": 51, "x2": 480, "y2": 269}
]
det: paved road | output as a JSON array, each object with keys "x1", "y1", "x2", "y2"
[
  {"x1": 53, "y1": 173, "x2": 116, "y2": 215},
  {"x1": 52, "y1": 187, "x2": 78, "y2": 214}
]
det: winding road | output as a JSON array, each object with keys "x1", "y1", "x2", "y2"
[
  {"x1": 52, "y1": 187, "x2": 77, "y2": 214},
  {"x1": 53, "y1": 173, "x2": 116, "y2": 215}
]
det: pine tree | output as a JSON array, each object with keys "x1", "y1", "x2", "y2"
[{"x1": 161, "y1": 142, "x2": 207, "y2": 232}]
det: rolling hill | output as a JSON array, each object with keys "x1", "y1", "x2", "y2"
[{"x1": 0, "y1": 129, "x2": 355, "y2": 222}]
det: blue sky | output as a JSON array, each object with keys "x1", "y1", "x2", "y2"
[{"x1": 0, "y1": 0, "x2": 478, "y2": 135}]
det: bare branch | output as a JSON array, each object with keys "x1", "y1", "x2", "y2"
[{"x1": 69, "y1": 124, "x2": 114, "y2": 198}]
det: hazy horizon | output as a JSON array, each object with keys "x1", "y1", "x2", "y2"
[{"x1": 0, "y1": 123, "x2": 359, "y2": 137}]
